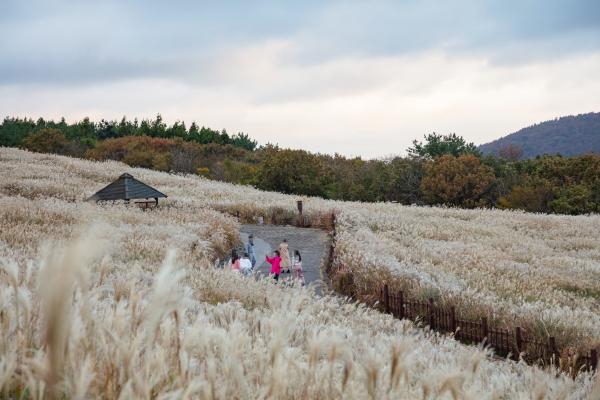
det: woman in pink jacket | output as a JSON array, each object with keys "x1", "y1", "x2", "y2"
[{"x1": 265, "y1": 250, "x2": 282, "y2": 282}]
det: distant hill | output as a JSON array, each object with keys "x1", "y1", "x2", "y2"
[{"x1": 479, "y1": 112, "x2": 600, "y2": 158}]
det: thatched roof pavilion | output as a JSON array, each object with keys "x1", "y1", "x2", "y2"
[{"x1": 89, "y1": 173, "x2": 167, "y2": 207}]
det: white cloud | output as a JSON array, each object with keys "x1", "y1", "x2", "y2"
[{"x1": 2, "y1": 43, "x2": 600, "y2": 158}]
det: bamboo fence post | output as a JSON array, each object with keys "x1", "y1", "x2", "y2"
[
  {"x1": 481, "y1": 317, "x2": 488, "y2": 345},
  {"x1": 398, "y1": 291, "x2": 405, "y2": 319},
  {"x1": 450, "y1": 306, "x2": 456, "y2": 334},
  {"x1": 428, "y1": 298, "x2": 435, "y2": 329},
  {"x1": 549, "y1": 337, "x2": 558, "y2": 366},
  {"x1": 515, "y1": 327, "x2": 523, "y2": 358},
  {"x1": 383, "y1": 284, "x2": 390, "y2": 314}
]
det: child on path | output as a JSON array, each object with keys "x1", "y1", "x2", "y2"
[
  {"x1": 279, "y1": 239, "x2": 291, "y2": 274},
  {"x1": 265, "y1": 250, "x2": 282, "y2": 282},
  {"x1": 292, "y1": 250, "x2": 305, "y2": 286}
]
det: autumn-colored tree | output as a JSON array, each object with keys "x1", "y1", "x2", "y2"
[
  {"x1": 421, "y1": 154, "x2": 495, "y2": 208},
  {"x1": 549, "y1": 184, "x2": 597, "y2": 215},
  {"x1": 87, "y1": 136, "x2": 173, "y2": 171},
  {"x1": 22, "y1": 128, "x2": 69, "y2": 155},
  {"x1": 497, "y1": 144, "x2": 523, "y2": 161},
  {"x1": 256, "y1": 148, "x2": 331, "y2": 197},
  {"x1": 170, "y1": 141, "x2": 203, "y2": 173},
  {"x1": 222, "y1": 159, "x2": 258, "y2": 185},
  {"x1": 532, "y1": 154, "x2": 600, "y2": 186},
  {"x1": 497, "y1": 180, "x2": 554, "y2": 213},
  {"x1": 86, "y1": 135, "x2": 170, "y2": 161},
  {"x1": 86, "y1": 135, "x2": 258, "y2": 180},
  {"x1": 387, "y1": 157, "x2": 424, "y2": 204},
  {"x1": 321, "y1": 155, "x2": 374, "y2": 201}
]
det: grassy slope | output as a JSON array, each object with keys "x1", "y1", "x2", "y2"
[{"x1": 0, "y1": 147, "x2": 597, "y2": 398}]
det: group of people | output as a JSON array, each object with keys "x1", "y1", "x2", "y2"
[
  {"x1": 229, "y1": 235, "x2": 305, "y2": 286},
  {"x1": 265, "y1": 238, "x2": 305, "y2": 285},
  {"x1": 229, "y1": 239, "x2": 256, "y2": 276}
]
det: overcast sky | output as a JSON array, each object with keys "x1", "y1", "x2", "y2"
[{"x1": 1, "y1": 0, "x2": 600, "y2": 157}]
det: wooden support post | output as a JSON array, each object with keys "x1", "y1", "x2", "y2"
[
  {"x1": 398, "y1": 291, "x2": 404, "y2": 319},
  {"x1": 449, "y1": 306, "x2": 456, "y2": 334},
  {"x1": 383, "y1": 284, "x2": 390, "y2": 314},
  {"x1": 591, "y1": 349, "x2": 598, "y2": 371},
  {"x1": 515, "y1": 327, "x2": 523, "y2": 359},
  {"x1": 549, "y1": 337, "x2": 558, "y2": 366},
  {"x1": 428, "y1": 298, "x2": 435, "y2": 330},
  {"x1": 297, "y1": 200, "x2": 303, "y2": 227},
  {"x1": 481, "y1": 317, "x2": 488, "y2": 345}
]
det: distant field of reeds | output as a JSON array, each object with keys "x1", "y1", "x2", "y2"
[{"x1": 0, "y1": 147, "x2": 598, "y2": 398}]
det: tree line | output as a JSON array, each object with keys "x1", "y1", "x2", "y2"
[
  {"x1": 2, "y1": 116, "x2": 599, "y2": 215},
  {"x1": 0, "y1": 115, "x2": 258, "y2": 154}
]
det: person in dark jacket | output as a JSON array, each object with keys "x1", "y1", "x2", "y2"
[{"x1": 246, "y1": 235, "x2": 257, "y2": 268}]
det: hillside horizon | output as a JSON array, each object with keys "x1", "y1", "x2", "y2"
[{"x1": 479, "y1": 112, "x2": 600, "y2": 159}]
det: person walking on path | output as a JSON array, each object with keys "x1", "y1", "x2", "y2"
[
  {"x1": 279, "y1": 239, "x2": 291, "y2": 274},
  {"x1": 292, "y1": 250, "x2": 305, "y2": 286},
  {"x1": 265, "y1": 250, "x2": 282, "y2": 282},
  {"x1": 240, "y1": 252, "x2": 253, "y2": 275},
  {"x1": 246, "y1": 235, "x2": 257, "y2": 269}
]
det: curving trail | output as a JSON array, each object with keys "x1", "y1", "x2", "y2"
[{"x1": 240, "y1": 224, "x2": 330, "y2": 289}]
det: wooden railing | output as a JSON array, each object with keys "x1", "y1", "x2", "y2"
[{"x1": 382, "y1": 284, "x2": 598, "y2": 372}]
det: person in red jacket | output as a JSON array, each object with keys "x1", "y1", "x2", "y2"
[{"x1": 265, "y1": 250, "x2": 282, "y2": 282}]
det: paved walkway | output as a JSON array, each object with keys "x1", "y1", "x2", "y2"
[{"x1": 240, "y1": 224, "x2": 330, "y2": 291}]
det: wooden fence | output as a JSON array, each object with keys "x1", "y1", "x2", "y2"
[{"x1": 382, "y1": 284, "x2": 598, "y2": 372}]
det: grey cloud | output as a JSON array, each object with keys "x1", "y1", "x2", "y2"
[
  {"x1": 288, "y1": 0, "x2": 600, "y2": 64},
  {"x1": 0, "y1": 0, "x2": 321, "y2": 85},
  {"x1": 0, "y1": 0, "x2": 599, "y2": 87}
]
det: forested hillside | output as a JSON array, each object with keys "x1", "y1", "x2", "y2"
[
  {"x1": 2, "y1": 116, "x2": 600, "y2": 215},
  {"x1": 479, "y1": 112, "x2": 600, "y2": 158}
]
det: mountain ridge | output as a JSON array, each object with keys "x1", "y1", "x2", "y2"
[{"x1": 479, "y1": 112, "x2": 600, "y2": 158}]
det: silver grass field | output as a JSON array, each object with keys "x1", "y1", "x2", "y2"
[{"x1": 0, "y1": 147, "x2": 599, "y2": 399}]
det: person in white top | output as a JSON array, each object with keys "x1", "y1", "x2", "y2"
[
  {"x1": 240, "y1": 253, "x2": 253, "y2": 275},
  {"x1": 292, "y1": 250, "x2": 305, "y2": 286}
]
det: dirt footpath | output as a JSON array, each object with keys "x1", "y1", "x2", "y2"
[{"x1": 240, "y1": 224, "x2": 330, "y2": 289}]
